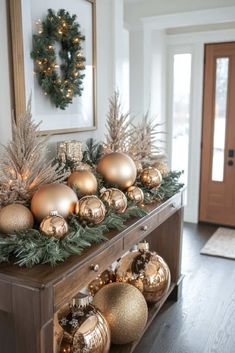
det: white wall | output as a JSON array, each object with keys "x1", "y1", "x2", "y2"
[{"x1": 0, "y1": 0, "x2": 127, "y2": 155}]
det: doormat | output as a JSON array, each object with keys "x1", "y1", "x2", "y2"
[{"x1": 200, "y1": 227, "x2": 235, "y2": 260}]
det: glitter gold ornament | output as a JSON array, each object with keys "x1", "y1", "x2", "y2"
[
  {"x1": 59, "y1": 293, "x2": 110, "y2": 353},
  {"x1": 57, "y1": 140, "x2": 83, "y2": 163},
  {"x1": 97, "y1": 152, "x2": 137, "y2": 189},
  {"x1": 93, "y1": 282, "x2": 148, "y2": 345},
  {"x1": 151, "y1": 160, "x2": 169, "y2": 177},
  {"x1": 116, "y1": 242, "x2": 171, "y2": 303},
  {"x1": 140, "y1": 167, "x2": 162, "y2": 189},
  {"x1": 0, "y1": 204, "x2": 34, "y2": 234},
  {"x1": 127, "y1": 186, "x2": 144, "y2": 205},
  {"x1": 31, "y1": 183, "x2": 78, "y2": 222},
  {"x1": 67, "y1": 170, "x2": 98, "y2": 196},
  {"x1": 75, "y1": 195, "x2": 106, "y2": 224},
  {"x1": 40, "y1": 211, "x2": 68, "y2": 238},
  {"x1": 101, "y1": 188, "x2": 127, "y2": 214}
]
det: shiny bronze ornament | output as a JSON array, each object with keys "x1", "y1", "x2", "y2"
[
  {"x1": 0, "y1": 204, "x2": 34, "y2": 234},
  {"x1": 59, "y1": 293, "x2": 110, "y2": 353},
  {"x1": 40, "y1": 211, "x2": 68, "y2": 238},
  {"x1": 31, "y1": 183, "x2": 78, "y2": 222},
  {"x1": 89, "y1": 269, "x2": 116, "y2": 296},
  {"x1": 100, "y1": 188, "x2": 127, "y2": 214},
  {"x1": 127, "y1": 186, "x2": 144, "y2": 205},
  {"x1": 93, "y1": 282, "x2": 148, "y2": 345},
  {"x1": 140, "y1": 167, "x2": 162, "y2": 189},
  {"x1": 97, "y1": 152, "x2": 137, "y2": 189},
  {"x1": 75, "y1": 196, "x2": 106, "y2": 224},
  {"x1": 151, "y1": 160, "x2": 169, "y2": 177},
  {"x1": 67, "y1": 170, "x2": 98, "y2": 196},
  {"x1": 116, "y1": 242, "x2": 171, "y2": 303}
]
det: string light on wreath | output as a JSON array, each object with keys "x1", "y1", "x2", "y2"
[{"x1": 31, "y1": 9, "x2": 86, "y2": 110}]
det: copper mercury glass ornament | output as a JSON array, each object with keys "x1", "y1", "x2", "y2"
[
  {"x1": 126, "y1": 185, "x2": 144, "y2": 205},
  {"x1": 59, "y1": 292, "x2": 110, "y2": 353},
  {"x1": 75, "y1": 195, "x2": 106, "y2": 224},
  {"x1": 40, "y1": 210, "x2": 68, "y2": 238},
  {"x1": 140, "y1": 167, "x2": 162, "y2": 189},
  {"x1": 100, "y1": 188, "x2": 127, "y2": 214},
  {"x1": 116, "y1": 242, "x2": 171, "y2": 303}
]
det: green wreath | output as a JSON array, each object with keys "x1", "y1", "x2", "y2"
[{"x1": 31, "y1": 9, "x2": 86, "y2": 110}]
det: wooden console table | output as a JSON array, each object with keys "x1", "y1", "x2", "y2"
[{"x1": 0, "y1": 191, "x2": 184, "y2": 353}]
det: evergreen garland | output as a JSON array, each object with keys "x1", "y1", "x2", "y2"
[
  {"x1": 31, "y1": 9, "x2": 86, "y2": 110},
  {"x1": 0, "y1": 205, "x2": 147, "y2": 268}
]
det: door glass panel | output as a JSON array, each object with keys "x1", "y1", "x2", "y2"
[
  {"x1": 212, "y1": 57, "x2": 229, "y2": 182},
  {"x1": 171, "y1": 53, "x2": 192, "y2": 186}
]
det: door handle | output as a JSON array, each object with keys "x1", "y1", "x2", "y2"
[{"x1": 228, "y1": 160, "x2": 234, "y2": 166}]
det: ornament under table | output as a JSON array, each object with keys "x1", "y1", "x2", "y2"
[{"x1": 0, "y1": 191, "x2": 184, "y2": 353}]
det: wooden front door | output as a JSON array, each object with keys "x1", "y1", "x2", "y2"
[{"x1": 200, "y1": 42, "x2": 235, "y2": 226}]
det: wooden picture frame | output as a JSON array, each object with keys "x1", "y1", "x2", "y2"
[{"x1": 9, "y1": 0, "x2": 96, "y2": 135}]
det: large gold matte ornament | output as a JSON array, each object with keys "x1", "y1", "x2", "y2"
[
  {"x1": 140, "y1": 167, "x2": 162, "y2": 189},
  {"x1": 40, "y1": 211, "x2": 68, "y2": 238},
  {"x1": 0, "y1": 204, "x2": 34, "y2": 234},
  {"x1": 67, "y1": 170, "x2": 98, "y2": 196},
  {"x1": 59, "y1": 293, "x2": 110, "y2": 353},
  {"x1": 97, "y1": 152, "x2": 137, "y2": 189},
  {"x1": 116, "y1": 242, "x2": 171, "y2": 303},
  {"x1": 93, "y1": 282, "x2": 148, "y2": 345},
  {"x1": 101, "y1": 188, "x2": 127, "y2": 214},
  {"x1": 75, "y1": 196, "x2": 106, "y2": 224},
  {"x1": 127, "y1": 186, "x2": 144, "y2": 205},
  {"x1": 151, "y1": 160, "x2": 169, "y2": 177},
  {"x1": 31, "y1": 183, "x2": 78, "y2": 222}
]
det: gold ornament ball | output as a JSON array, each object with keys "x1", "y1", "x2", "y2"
[
  {"x1": 101, "y1": 188, "x2": 127, "y2": 214},
  {"x1": 140, "y1": 167, "x2": 162, "y2": 189},
  {"x1": 97, "y1": 152, "x2": 137, "y2": 189},
  {"x1": 31, "y1": 183, "x2": 78, "y2": 222},
  {"x1": 40, "y1": 211, "x2": 69, "y2": 239},
  {"x1": 89, "y1": 269, "x2": 116, "y2": 296},
  {"x1": 116, "y1": 243, "x2": 171, "y2": 303},
  {"x1": 93, "y1": 282, "x2": 148, "y2": 345},
  {"x1": 67, "y1": 170, "x2": 98, "y2": 196},
  {"x1": 151, "y1": 160, "x2": 169, "y2": 177},
  {"x1": 0, "y1": 204, "x2": 34, "y2": 234},
  {"x1": 127, "y1": 186, "x2": 144, "y2": 205},
  {"x1": 75, "y1": 195, "x2": 106, "y2": 224}
]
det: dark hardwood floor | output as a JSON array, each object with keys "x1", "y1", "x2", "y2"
[{"x1": 135, "y1": 222, "x2": 235, "y2": 353}]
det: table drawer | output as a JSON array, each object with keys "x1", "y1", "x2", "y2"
[
  {"x1": 158, "y1": 193, "x2": 182, "y2": 225},
  {"x1": 123, "y1": 213, "x2": 160, "y2": 251},
  {"x1": 54, "y1": 238, "x2": 123, "y2": 310}
]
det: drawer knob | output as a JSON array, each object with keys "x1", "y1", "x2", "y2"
[
  {"x1": 90, "y1": 264, "x2": 100, "y2": 272},
  {"x1": 141, "y1": 225, "x2": 148, "y2": 231},
  {"x1": 171, "y1": 203, "x2": 176, "y2": 209}
]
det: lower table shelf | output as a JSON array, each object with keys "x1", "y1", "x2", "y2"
[{"x1": 109, "y1": 281, "x2": 177, "y2": 353}]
